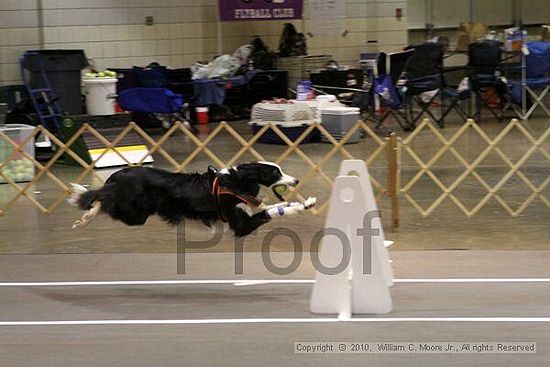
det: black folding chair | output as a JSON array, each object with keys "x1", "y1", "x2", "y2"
[
  {"x1": 437, "y1": 66, "x2": 472, "y2": 127},
  {"x1": 468, "y1": 40, "x2": 508, "y2": 122},
  {"x1": 377, "y1": 43, "x2": 447, "y2": 130},
  {"x1": 375, "y1": 49, "x2": 415, "y2": 131},
  {"x1": 402, "y1": 42, "x2": 446, "y2": 128}
]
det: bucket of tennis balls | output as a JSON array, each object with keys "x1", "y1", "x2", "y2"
[
  {"x1": 83, "y1": 70, "x2": 118, "y2": 116},
  {"x1": 0, "y1": 124, "x2": 35, "y2": 184}
]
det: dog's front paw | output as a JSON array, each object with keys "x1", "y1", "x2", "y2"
[
  {"x1": 303, "y1": 197, "x2": 317, "y2": 210},
  {"x1": 71, "y1": 220, "x2": 83, "y2": 229},
  {"x1": 284, "y1": 205, "x2": 304, "y2": 216},
  {"x1": 266, "y1": 202, "x2": 302, "y2": 218},
  {"x1": 266, "y1": 198, "x2": 316, "y2": 218}
]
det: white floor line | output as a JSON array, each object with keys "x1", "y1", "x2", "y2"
[
  {"x1": 0, "y1": 280, "x2": 314, "y2": 287},
  {"x1": 2, "y1": 317, "x2": 550, "y2": 326},
  {"x1": 3, "y1": 278, "x2": 550, "y2": 287},
  {"x1": 395, "y1": 278, "x2": 550, "y2": 283}
]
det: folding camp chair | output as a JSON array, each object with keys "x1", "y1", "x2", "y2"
[
  {"x1": 119, "y1": 87, "x2": 190, "y2": 130},
  {"x1": 119, "y1": 65, "x2": 192, "y2": 131},
  {"x1": 375, "y1": 49, "x2": 415, "y2": 131},
  {"x1": 402, "y1": 42, "x2": 446, "y2": 128},
  {"x1": 376, "y1": 43, "x2": 446, "y2": 130},
  {"x1": 468, "y1": 40, "x2": 508, "y2": 122},
  {"x1": 437, "y1": 70, "x2": 472, "y2": 127},
  {"x1": 359, "y1": 51, "x2": 387, "y2": 115},
  {"x1": 507, "y1": 41, "x2": 550, "y2": 119}
]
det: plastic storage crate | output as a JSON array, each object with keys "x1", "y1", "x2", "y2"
[
  {"x1": 320, "y1": 107, "x2": 361, "y2": 144},
  {"x1": 249, "y1": 101, "x2": 319, "y2": 144},
  {"x1": 294, "y1": 95, "x2": 343, "y2": 122},
  {"x1": 0, "y1": 124, "x2": 35, "y2": 183},
  {"x1": 250, "y1": 120, "x2": 320, "y2": 145}
]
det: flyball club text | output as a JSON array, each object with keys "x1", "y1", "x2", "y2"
[{"x1": 234, "y1": 8, "x2": 295, "y2": 19}]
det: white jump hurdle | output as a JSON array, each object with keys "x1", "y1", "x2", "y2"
[{"x1": 310, "y1": 160, "x2": 393, "y2": 315}]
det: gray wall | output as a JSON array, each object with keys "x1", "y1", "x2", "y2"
[
  {"x1": 0, "y1": 0, "x2": 409, "y2": 86},
  {"x1": 409, "y1": 0, "x2": 550, "y2": 29}
]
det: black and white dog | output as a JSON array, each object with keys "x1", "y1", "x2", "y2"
[{"x1": 68, "y1": 162, "x2": 316, "y2": 237}]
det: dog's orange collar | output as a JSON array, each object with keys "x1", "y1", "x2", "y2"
[{"x1": 211, "y1": 176, "x2": 262, "y2": 222}]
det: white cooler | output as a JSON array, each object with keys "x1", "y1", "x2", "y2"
[
  {"x1": 320, "y1": 106, "x2": 361, "y2": 143},
  {"x1": 83, "y1": 77, "x2": 117, "y2": 116}
]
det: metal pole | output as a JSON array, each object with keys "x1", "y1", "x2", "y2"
[
  {"x1": 469, "y1": 0, "x2": 475, "y2": 23},
  {"x1": 513, "y1": 0, "x2": 522, "y2": 28},
  {"x1": 522, "y1": 50, "x2": 527, "y2": 119},
  {"x1": 216, "y1": 3, "x2": 223, "y2": 55},
  {"x1": 37, "y1": 0, "x2": 45, "y2": 49},
  {"x1": 425, "y1": 0, "x2": 434, "y2": 39},
  {"x1": 387, "y1": 133, "x2": 399, "y2": 232}
]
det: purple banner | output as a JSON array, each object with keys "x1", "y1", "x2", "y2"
[{"x1": 218, "y1": 0, "x2": 303, "y2": 22}]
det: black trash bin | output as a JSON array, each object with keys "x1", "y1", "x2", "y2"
[{"x1": 21, "y1": 50, "x2": 89, "y2": 115}]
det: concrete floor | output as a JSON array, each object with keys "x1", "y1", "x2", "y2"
[
  {"x1": 0, "y1": 113, "x2": 549, "y2": 366},
  {"x1": 1, "y1": 251, "x2": 550, "y2": 366}
]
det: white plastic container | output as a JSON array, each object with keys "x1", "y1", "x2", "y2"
[
  {"x1": 0, "y1": 124, "x2": 35, "y2": 183},
  {"x1": 315, "y1": 94, "x2": 337, "y2": 102},
  {"x1": 294, "y1": 97, "x2": 343, "y2": 122},
  {"x1": 83, "y1": 77, "x2": 117, "y2": 116},
  {"x1": 320, "y1": 106, "x2": 361, "y2": 143}
]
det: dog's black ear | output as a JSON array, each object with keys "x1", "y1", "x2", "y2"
[
  {"x1": 207, "y1": 165, "x2": 219, "y2": 174},
  {"x1": 234, "y1": 163, "x2": 260, "y2": 181},
  {"x1": 219, "y1": 165, "x2": 260, "y2": 195}
]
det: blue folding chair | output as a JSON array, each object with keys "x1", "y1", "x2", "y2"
[
  {"x1": 117, "y1": 64, "x2": 192, "y2": 130},
  {"x1": 376, "y1": 43, "x2": 447, "y2": 131},
  {"x1": 119, "y1": 87, "x2": 190, "y2": 130},
  {"x1": 508, "y1": 41, "x2": 550, "y2": 119}
]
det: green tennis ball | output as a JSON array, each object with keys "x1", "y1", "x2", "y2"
[
  {"x1": 22, "y1": 159, "x2": 33, "y2": 168},
  {"x1": 273, "y1": 184, "x2": 288, "y2": 196},
  {"x1": 14, "y1": 166, "x2": 26, "y2": 174},
  {"x1": 14, "y1": 173, "x2": 26, "y2": 182}
]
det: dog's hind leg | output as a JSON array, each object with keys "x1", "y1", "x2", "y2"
[{"x1": 72, "y1": 201, "x2": 101, "y2": 229}]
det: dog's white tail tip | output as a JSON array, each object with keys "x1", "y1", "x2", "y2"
[{"x1": 67, "y1": 183, "x2": 87, "y2": 206}]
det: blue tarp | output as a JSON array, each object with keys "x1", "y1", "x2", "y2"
[
  {"x1": 119, "y1": 87, "x2": 183, "y2": 114},
  {"x1": 191, "y1": 70, "x2": 260, "y2": 106}
]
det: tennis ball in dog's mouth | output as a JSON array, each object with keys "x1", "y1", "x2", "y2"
[{"x1": 272, "y1": 184, "x2": 288, "y2": 197}]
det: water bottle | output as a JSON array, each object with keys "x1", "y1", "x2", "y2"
[{"x1": 297, "y1": 80, "x2": 309, "y2": 101}]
